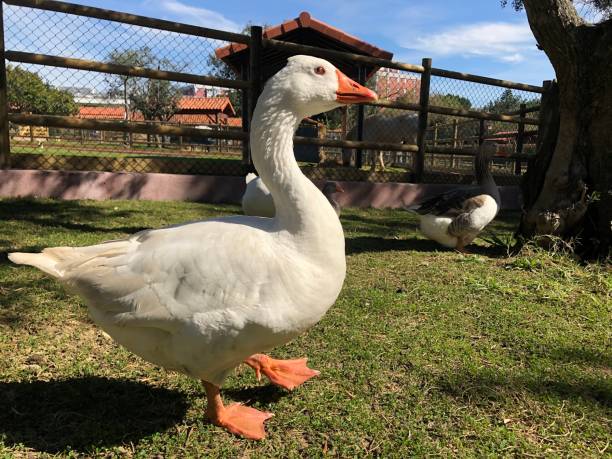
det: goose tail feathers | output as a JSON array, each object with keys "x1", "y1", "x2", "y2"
[{"x1": 8, "y1": 250, "x2": 65, "y2": 278}]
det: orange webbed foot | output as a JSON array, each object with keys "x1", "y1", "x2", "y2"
[
  {"x1": 244, "y1": 354, "x2": 320, "y2": 390},
  {"x1": 211, "y1": 403, "x2": 274, "y2": 440}
]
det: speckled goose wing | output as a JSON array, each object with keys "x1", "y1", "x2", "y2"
[
  {"x1": 60, "y1": 216, "x2": 279, "y2": 332},
  {"x1": 447, "y1": 195, "x2": 497, "y2": 238},
  {"x1": 411, "y1": 186, "x2": 484, "y2": 217}
]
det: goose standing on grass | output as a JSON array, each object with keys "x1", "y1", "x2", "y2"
[
  {"x1": 9, "y1": 55, "x2": 377, "y2": 440},
  {"x1": 407, "y1": 143, "x2": 501, "y2": 251},
  {"x1": 242, "y1": 173, "x2": 345, "y2": 217}
]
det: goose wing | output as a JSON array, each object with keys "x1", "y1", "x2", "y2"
[
  {"x1": 409, "y1": 186, "x2": 485, "y2": 217},
  {"x1": 59, "y1": 216, "x2": 279, "y2": 332}
]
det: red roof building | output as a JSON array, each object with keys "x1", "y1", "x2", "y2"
[
  {"x1": 215, "y1": 11, "x2": 393, "y2": 82},
  {"x1": 78, "y1": 96, "x2": 240, "y2": 127}
]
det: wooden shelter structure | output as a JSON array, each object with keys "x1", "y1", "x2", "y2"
[{"x1": 215, "y1": 11, "x2": 393, "y2": 83}]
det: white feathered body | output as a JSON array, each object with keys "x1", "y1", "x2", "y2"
[
  {"x1": 419, "y1": 215, "x2": 458, "y2": 248},
  {"x1": 242, "y1": 173, "x2": 275, "y2": 218},
  {"x1": 419, "y1": 195, "x2": 498, "y2": 248},
  {"x1": 10, "y1": 212, "x2": 344, "y2": 385},
  {"x1": 9, "y1": 55, "x2": 351, "y2": 388}
]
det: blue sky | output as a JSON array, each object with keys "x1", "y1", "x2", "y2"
[
  {"x1": 4, "y1": 0, "x2": 556, "y2": 101},
  {"x1": 67, "y1": 0, "x2": 556, "y2": 86}
]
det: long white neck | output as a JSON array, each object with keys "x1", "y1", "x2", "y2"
[{"x1": 250, "y1": 89, "x2": 339, "y2": 235}]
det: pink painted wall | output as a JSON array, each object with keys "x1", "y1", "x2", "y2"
[{"x1": 0, "y1": 169, "x2": 522, "y2": 209}]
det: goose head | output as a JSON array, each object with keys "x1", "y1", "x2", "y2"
[
  {"x1": 322, "y1": 181, "x2": 344, "y2": 197},
  {"x1": 266, "y1": 55, "x2": 378, "y2": 118}
]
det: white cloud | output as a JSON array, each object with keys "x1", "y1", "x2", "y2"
[
  {"x1": 399, "y1": 21, "x2": 537, "y2": 63},
  {"x1": 158, "y1": 0, "x2": 241, "y2": 32},
  {"x1": 500, "y1": 53, "x2": 524, "y2": 63}
]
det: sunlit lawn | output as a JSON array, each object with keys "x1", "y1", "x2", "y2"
[{"x1": 0, "y1": 198, "x2": 609, "y2": 457}]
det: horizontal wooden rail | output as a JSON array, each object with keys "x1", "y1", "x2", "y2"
[
  {"x1": 424, "y1": 145, "x2": 533, "y2": 160},
  {"x1": 426, "y1": 105, "x2": 540, "y2": 125},
  {"x1": 367, "y1": 99, "x2": 540, "y2": 125},
  {"x1": 5, "y1": 51, "x2": 250, "y2": 90},
  {"x1": 8, "y1": 113, "x2": 249, "y2": 140},
  {"x1": 504, "y1": 106, "x2": 541, "y2": 116},
  {"x1": 294, "y1": 136, "x2": 419, "y2": 152},
  {"x1": 429, "y1": 68, "x2": 544, "y2": 93},
  {"x1": 4, "y1": 0, "x2": 250, "y2": 43},
  {"x1": 368, "y1": 99, "x2": 421, "y2": 112},
  {"x1": 264, "y1": 38, "x2": 544, "y2": 93},
  {"x1": 9, "y1": 113, "x2": 417, "y2": 153}
]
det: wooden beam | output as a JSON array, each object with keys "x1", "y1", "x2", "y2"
[
  {"x1": 415, "y1": 58, "x2": 432, "y2": 182},
  {"x1": 4, "y1": 0, "x2": 249, "y2": 43},
  {"x1": 8, "y1": 113, "x2": 248, "y2": 141},
  {"x1": 0, "y1": 2, "x2": 9, "y2": 168},
  {"x1": 5, "y1": 51, "x2": 250, "y2": 90}
]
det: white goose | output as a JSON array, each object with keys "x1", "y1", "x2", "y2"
[
  {"x1": 9, "y1": 55, "x2": 377, "y2": 440},
  {"x1": 242, "y1": 173, "x2": 345, "y2": 217}
]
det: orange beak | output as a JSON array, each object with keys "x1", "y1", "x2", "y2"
[
  {"x1": 335, "y1": 183, "x2": 345, "y2": 193},
  {"x1": 336, "y1": 69, "x2": 378, "y2": 103}
]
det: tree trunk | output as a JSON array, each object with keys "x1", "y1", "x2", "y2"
[{"x1": 519, "y1": 0, "x2": 612, "y2": 259}]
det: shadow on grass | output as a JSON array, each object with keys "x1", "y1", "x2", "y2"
[
  {"x1": 345, "y1": 236, "x2": 512, "y2": 257},
  {"x1": 0, "y1": 198, "x2": 151, "y2": 234},
  {"x1": 0, "y1": 377, "x2": 188, "y2": 454},
  {"x1": 346, "y1": 236, "x2": 439, "y2": 254},
  {"x1": 433, "y1": 367, "x2": 611, "y2": 408},
  {"x1": 224, "y1": 383, "x2": 289, "y2": 405}
]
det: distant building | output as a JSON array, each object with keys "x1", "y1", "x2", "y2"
[
  {"x1": 375, "y1": 68, "x2": 420, "y2": 102},
  {"x1": 77, "y1": 96, "x2": 241, "y2": 127}
]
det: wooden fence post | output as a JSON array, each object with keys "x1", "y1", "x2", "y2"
[
  {"x1": 451, "y1": 118, "x2": 458, "y2": 168},
  {"x1": 415, "y1": 57, "x2": 432, "y2": 182},
  {"x1": 355, "y1": 65, "x2": 366, "y2": 169},
  {"x1": 0, "y1": 1, "x2": 10, "y2": 168},
  {"x1": 478, "y1": 119, "x2": 486, "y2": 145},
  {"x1": 244, "y1": 25, "x2": 262, "y2": 168},
  {"x1": 240, "y1": 62, "x2": 250, "y2": 165},
  {"x1": 515, "y1": 103, "x2": 526, "y2": 175}
]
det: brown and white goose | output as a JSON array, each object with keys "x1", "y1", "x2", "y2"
[{"x1": 408, "y1": 144, "x2": 501, "y2": 251}]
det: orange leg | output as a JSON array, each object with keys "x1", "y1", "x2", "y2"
[
  {"x1": 244, "y1": 354, "x2": 320, "y2": 390},
  {"x1": 202, "y1": 381, "x2": 273, "y2": 440}
]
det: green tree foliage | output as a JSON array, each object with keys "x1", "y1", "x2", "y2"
[
  {"x1": 130, "y1": 78, "x2": 182, "y2": 122},
  {"x1": 106, "y1": 47, "x2": 183, "y2": 122},
  {"x1": 482, "y1": 89, "x2": 524, "y2": 114},
  {"x1": 501, "y1": 0, "x2": 611, "y2": 19},
  {"x1": 106, "y1": 47, "x2": 156, "y2": 121},
  {"x1": 7, "y1": 65, "x2": 77, "y2": 115},
  {"x1": 429, "y1": 93, "x2": 472, "y2": 110}
]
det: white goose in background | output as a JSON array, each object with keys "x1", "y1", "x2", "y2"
[
  {"x1": 242, "y1": 173, "x2": 345, "y2": 217},
  {"x1": 9, "y1": 55, "x2": 377, "y2": 440},
  {"x1": 407, "y1": 143, "x2": 501, "y2": 251}
]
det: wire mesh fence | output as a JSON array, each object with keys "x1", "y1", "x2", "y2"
[
  {"x1": 0, "y1": 0, "x2": 546, "y2": 184},
  {"x1": 3, "y1": 0, "x2": 247, "y2": 175}
]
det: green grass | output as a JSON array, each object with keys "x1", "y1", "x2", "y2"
[{"x1": 0, "y1": 199, "x2": 610, "y2": 457}]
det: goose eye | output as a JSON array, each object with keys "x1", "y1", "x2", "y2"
[{"x1": 314, "y1": 66, "x2": 326, "y2": 75}]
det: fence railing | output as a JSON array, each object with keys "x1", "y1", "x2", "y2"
[{"x1": 0, "y1": 0, "x2": 549, "y2": 184}]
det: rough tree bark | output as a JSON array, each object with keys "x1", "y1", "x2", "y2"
[{"x1": 519, "y1": 0, "x2": 612, "y2": 259}]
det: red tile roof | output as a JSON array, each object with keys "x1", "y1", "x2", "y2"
[
  {"x1": 222, "y1": 117, "x2": 242, "y2": 127},
  {"x1": 78, "y1": 105, "x2": 242, "y2": 127},
  {"x1": 215, "y1": 11, "x2": 393, "y2": 61},
  {"x1": 177, "y1": 97, "x2": 235, "y2": 114},
  {"x1": 78, "y1": 106, "x2": 132, "y2": 120}
]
